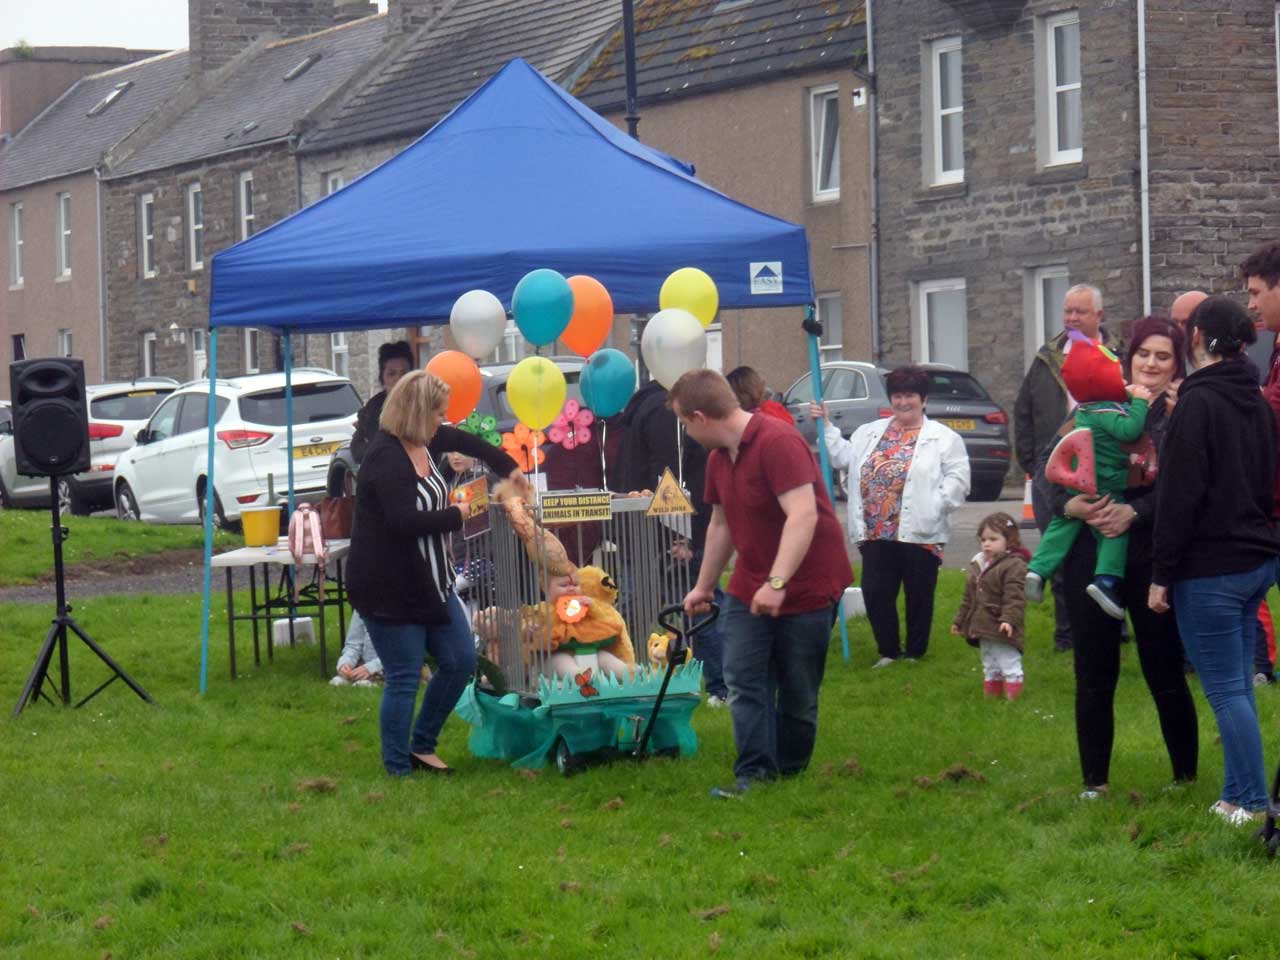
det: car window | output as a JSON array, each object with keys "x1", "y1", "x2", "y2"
[
  {"x1": 91, "y1": 388, "x2": 175, "y2": 421},
  {"x1": 238, "y1": 382, "x2": 361, "y2": 426},
  {"x1": 176, "y1": 394, "x2": 231, "y2": 435},
  {"x1": 825, "y1": 369, "x2": 869, "y2": 401},
  {"x1": 0, "y1": 408, "x2": 11, "y2": 434},
  {"x1": 147, "y1": 394, "x2": 184, "y2": 443},
  {"x1": 925, "y1": 371, "x2": 990, "y2": 401}
]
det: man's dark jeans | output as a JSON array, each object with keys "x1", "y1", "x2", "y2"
[
  {"x1": 720, "y1": 595, "x2": 835, "y2": 782},
  {"x1": 1032, "y1": 471, "x2": 1074, "y2": 650},
  {"x1": 690, "y1": 548, "x2": 727, "y2": 699}
]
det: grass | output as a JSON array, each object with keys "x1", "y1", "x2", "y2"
[
  {"x1": 2, "y1": 569, "x2": 1280, "y2": 958},
  {"x1": 0, "y1": 511, "x2": 236, "y2": 584}
]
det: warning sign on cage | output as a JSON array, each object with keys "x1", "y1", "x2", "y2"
[
  {"x1": 540, "y1": 491, "x2": 613, "y2": 523},
  {"x1": 452, "y1": 476, "x2": 491, "y2": 539},
  {"x1": 646, "y1": 468, "x2": 694, "y2": 517}
]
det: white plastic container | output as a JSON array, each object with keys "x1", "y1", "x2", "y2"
[
  {"x1": 272, "y1": 616, "x2": 315, "y2": 647},
  {"x1": 841, "y1": 587, "x2": 866, "y2": 621}
]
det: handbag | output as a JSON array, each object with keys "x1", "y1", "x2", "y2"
[{"x1": 319, "y1": 495, "x2": 354, "y2": 540}]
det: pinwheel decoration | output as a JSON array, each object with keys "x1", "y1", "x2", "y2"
[
  {"x1": 501, "y1": 423, "x2": 546, "y2": 472},
  {"x1": 547, "y1": 399, "x2": 595, "y2": 451},
  {"x1": 459, "y1": 411, "x2": 503, "y2": 447}
]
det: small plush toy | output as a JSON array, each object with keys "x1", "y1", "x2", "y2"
[
  {"x1": 491, "y1": 478, "x2": 574, "y2": 579},
  {"x1": 647, "y1": 630, "x2": 682, "y2": 667}
]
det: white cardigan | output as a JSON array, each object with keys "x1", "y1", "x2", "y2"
[{"x1": 823, "y1": 417, "x2": 970, "y2": 545}]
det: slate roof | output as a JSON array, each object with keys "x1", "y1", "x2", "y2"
[
  {"x1": 572, "y1": 0, "x2": 866, "y2": 111},
  {"x1": 298, "y1": 0, "x2": 622, "y2": 153},
  {"x1": 106, "y1": 13, "x2": 389, "y2": 178},
  {"x1": 0, "y1": 50, "x2": 189, "y2": 191}
]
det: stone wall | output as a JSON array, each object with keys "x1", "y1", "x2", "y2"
[{"x1": 189, "y1": 0, "x2": 338, "y2": 76}]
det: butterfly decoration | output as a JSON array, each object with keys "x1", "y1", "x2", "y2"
[
  {"x1": 458, "y1": 411, "x2": 503, "y2": 447},
  {"x1": 574, "y1": 667, "x2": 600, "y2": 698},
  {"x1": 500, "y1": 422, "x2": 546, "y2": 472},
  {"x1": 547, "y1": 399, "x2": 595, "y2": 451}
]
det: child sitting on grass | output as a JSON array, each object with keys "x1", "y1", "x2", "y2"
[
  {"x1": 331, "y1": 613, "x2": 383, "y2": 687},
  {"x1": 952, "y1": 512, "x2": 1030, "y2": 700}
]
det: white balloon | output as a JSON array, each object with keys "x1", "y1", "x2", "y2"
[
  {"x1": 640, "y1": 308, "x2": 708, "y2": 389},
  {"x1": 449, "y1": 289, "x2": 507, "y2": 359}
]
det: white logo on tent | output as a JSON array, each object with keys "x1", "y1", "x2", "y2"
[{"x1": 750, "y1": 261, "x2": 783, "y2": 295}]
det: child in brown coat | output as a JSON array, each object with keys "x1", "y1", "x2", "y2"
[{"x1": 952, "y1": 512, "x2": 1029, "y2": 700}]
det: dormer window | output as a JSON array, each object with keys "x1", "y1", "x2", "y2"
[
  {"x1": 283, "y1": 53, "x2": 322, "y2": 82},
  {"x1": 87, "y1": 80, "x2": 133, "y2": 117}
]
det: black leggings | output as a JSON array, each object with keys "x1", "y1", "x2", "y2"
[
  {"x1": 859, "y1": 540, "x2": 941, "y2": 659},
  {"x1": 1063, "y1": 533, "x2": 1199, "y2": 788}
]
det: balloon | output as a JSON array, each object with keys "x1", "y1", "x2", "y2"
[
  {"x1": 579, "y1": 347, "x2": 636, "y2": 418},
  {"x1": 512, "y1": 269, "x2": 574, "y2": 346},
  {"x1": 425, "y1": 350, "x2": 482, "y2": 422},
  {"x1": 640, "y1": 308, "x2": 707, "y2": 390},
  {"x1": 659, "y1": 267, "x2": 719, "y2": 328},
  {"x1": 506, "y1": 356, "x2": 567, "y2": 430},
  {"x1": 561, "y1": 275, "x2": 614, "y2": 357},
  {"x1": 449, "y1": 289, "x2": 507, "y2": 358}
]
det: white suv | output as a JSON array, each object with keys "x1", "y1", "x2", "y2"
[
  {"x1": 0, "y1": 379, "x2": 178, "y2": 514},
  {"x1": 112, "y1": 369, "x2": 360, "y2": 527}
]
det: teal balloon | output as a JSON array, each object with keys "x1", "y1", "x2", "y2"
[
  {"x1": 512, "y1": 268, "x2": 574, "y2": 346},
  {"x1": 580, "y1": 348, "x2": 637, "y2": 418}
]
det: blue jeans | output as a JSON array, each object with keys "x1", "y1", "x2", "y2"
[
  {"x1": 720, "y1": 595, "x2": 835, "y2": 783},
  {"x1": 1173, "y1": 561, "x2": 1274, "y2": 810},
  {"x1": 364, "y1": 593, "x2": 476, "y2": 777},
  {"x1": 690, "y1": 549, "x2": 727, "y2": 699}
]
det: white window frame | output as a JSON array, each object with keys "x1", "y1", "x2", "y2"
[
  {"x1": 1043, "y1": 11, "x2": 1082, "y2": 166},
  {"x1": 927, "y1": 36, "x2": 964, "y2": 185},
  {"x1": 187, "y1": 182, "x2": 204, "y2": 271},
  {"x1": 142, "y1": 332, "x2": 157, "y2": 377},
  {"x1": 138, "y1": 193, "x2": 156, "y2": 279},
  {"x1": 57, "y1": 328, "x2": 73, "y2": 357},
  {"x1": 809, "y1": 84, "x2": 841, "y2": 202},
  {"x1": 55, "y1": 192, "x2": 71, "y2": 278},
  {"x1": 816, "y1": 293, "x2": 844, "y2": 359},
  {"x1": 243, "y1": 328, "x2": 259, "y2": 375},
  {"x1": 492, "y1": 319, "x2": 529, "y2": 364},
  {"x1": 1025, "y1": 265, "x2": 1070, "y2": 368},
  {"x1": 191, "y1": 328, "x2": 207, "y2": 379},
  {"x1": 330, "y1": 331, "x2": 349, "y2": 378},
  {"x1": 238, "y1": 172, "x2": 255, "y2": 241},
  {"x1": 8, "y1": 202, "x2": 23, "y2": 288},
  {"x1": 914, "y1": 278, "x2": 969, "y2": 371},
  {"x1": 325, "y1": 171, "x2": 345, "y2": 195}
]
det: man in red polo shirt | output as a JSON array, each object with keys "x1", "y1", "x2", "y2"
[{"x1": 672, "y1": 369, "x2": 853, "y2": 797}]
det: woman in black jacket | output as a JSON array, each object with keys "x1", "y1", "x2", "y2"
[
  {"x1": 347, "y1": 370, "x2": 525, "y2": 777},
  {"x1": 350, "y1": 340, "x2": 414, "y2": 465},
  {"x1": 1149, "y1": 296, "x2": 1280, "y2": 825}
]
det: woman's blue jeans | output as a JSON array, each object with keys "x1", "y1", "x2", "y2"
[
  {"x1": 364, "y1": 593, "x2": 476, "y2": 777},
  {"x1": 1173, "y1": 560, "x2": 1274, "y2": 810}
]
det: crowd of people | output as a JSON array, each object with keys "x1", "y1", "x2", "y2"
[{"x1": 336, "y1": 241, "x2": 1280, "y2": 828}]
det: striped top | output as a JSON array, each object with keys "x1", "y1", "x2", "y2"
[{"x1": 415, "y1": 458, "x2": 456, "y2": 605}]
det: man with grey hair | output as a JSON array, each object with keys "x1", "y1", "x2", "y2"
[{"x1": 1014, "y1": 283, "x2": 1124, "y2": 651}]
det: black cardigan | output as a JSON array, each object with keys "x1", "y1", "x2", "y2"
[{"x1": 347, "y1": 426, "x2": 519, "y2": 624}]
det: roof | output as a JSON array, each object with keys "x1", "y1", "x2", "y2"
[
  {"x1": 298, "y1": 0, "x2": 621, "y2": 153},
  {"x1": 0, "y1": 50, "x2": 189, "y2": 191},
  {"x1": 572, "y1": 0, "x2": 866, "y2": 110},
  {"x1": 106, "y1": 14, "x2": 388, "y2": 179}
]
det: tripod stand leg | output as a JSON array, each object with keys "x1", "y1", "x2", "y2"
[
  {"x1": 64, "y1": 618, "x2": 155, "y2": 705},
  {"x1": 13, "y1": 620, "x2": 64, "y2": 717}
]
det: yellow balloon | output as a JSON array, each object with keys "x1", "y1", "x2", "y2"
[
  {"x1": 506, "y1": 356, "x2": 567, "y2": 431},
  {"x1": 659, "y1": 267, "x2": 719, "y2": 328}
]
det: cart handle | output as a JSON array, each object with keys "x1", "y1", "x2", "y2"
[{"x1": 657, "y1": 603, "x2": 720, "y2": 644}]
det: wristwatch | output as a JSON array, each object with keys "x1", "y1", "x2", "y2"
[{"x1": 768, "y1": 575, "x2": 787, "y2": 590}]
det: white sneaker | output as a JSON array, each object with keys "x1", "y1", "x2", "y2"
[
  {"x1": 1079, "y1": 788, "x2": 1107, "y2": 801},
  {"x1": 1254, "y1": 672, "x2": 1272, "y2": 687},
  {"x1": 1211, "y1": 801, "x2": 1263, "y2": 826},
  {"x1": 706, "y1": 695, "x2": 726, "y2": 708},
  {"x1": 329, "y1": 675, "x2": 349, "y2": 687},
  {"x1": 1025, "y1": 571, "x2": 1045, "y2": 603},
  {"x1": 353, "y1": 679, "x2": 376, "y2": 688},
  {"x1": 872, "y1": 657, "x2": 896, "y2": 669}
]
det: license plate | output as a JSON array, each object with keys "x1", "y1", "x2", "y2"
[
  {"x1": 293, "y1": 441, "x2": 341, "y2": 459},
  {"x1": 940, "y1": 418, "x2": 976, "y2": 431}
]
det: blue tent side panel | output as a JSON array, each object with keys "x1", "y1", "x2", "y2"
[{"x1": 209, "y1": 58, "x2": 813, "y2": 332}]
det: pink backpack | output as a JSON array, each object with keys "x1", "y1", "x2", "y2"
[{"x1": 288, "y1": 503, "x2": 327, "y2": 602}]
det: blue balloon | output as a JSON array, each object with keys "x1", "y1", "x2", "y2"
[
  {"x1": 580, "y1": 348, "x2": 637, "y2": 418},
  {"x1": 512, "y1": 268, "x2": 574, "y2": 346}
]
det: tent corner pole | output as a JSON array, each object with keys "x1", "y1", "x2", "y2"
[{"x1": 199, "y1": 327, "x2": 219, "y2": 693}]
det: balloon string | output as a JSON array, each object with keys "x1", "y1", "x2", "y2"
[
  {"x1": 677, "y1": 419, "x2": 685, "y2": 490},
  {"x1": 600, "y1": 421, "x2": 608, "y2": 491}
]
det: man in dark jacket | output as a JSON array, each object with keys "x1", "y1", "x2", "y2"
[{"x1": 1014, "y1": 284, "x2": 1124, "y2": 651}]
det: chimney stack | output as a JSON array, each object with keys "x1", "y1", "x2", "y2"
[{"x1": 188, "y1": 0, "x2": 336, "y2": 78}]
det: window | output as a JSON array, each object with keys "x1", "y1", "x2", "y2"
[
  {"x1": 142, "y1": 332, "x2": 157, "y2": 377},
  {"x1": 87, "y1": 80, "x2": 132, "y2": 117},
  {"x1": 238, "y1": 381, "x2": 362, "y2": 426},
  {"x1": 914, "y1": 278, "x2": 968, "y2": 370},
  {"x1": 243, "y1": 328, "x2": 259, "y2": 375},
  {"x1": 816, "y1": 293, "x2": 844, "y2": 358},
  {"x1": 55, "y1": 192, "x2": 71, "y2": 277},
  {"x1": 331, "y1": 332, "x2": 349, "y2": 378},
  {"x1": 809, "y1": 85, "x2": 841, "y2": 201},
  {"x1": 238, "y1": 172, "x2": 255, "y2": 241},
  {"x1": 926, "y1": 37, "x2": 964, "y2": 185},
  {"x1": 492, "y1": 319, "x2": 529, "y2": 363},
  {"x1": 58, "y1": 329, "x2": 72, "y2": 357},
  {"x1": 8, "y1": 202, "x2": 22, "y2": 287},
  {"x1": 138, "y1": 193, "x2": 156, "y2": 278},
  {"x1": 176, "y1": 394, "x2": 230, "y2": 435},
  {"x1": 1041, "y1": 11, "x2": 1082, "y2": 165},
  {"x1": 706, "y1": 322, "x2": 723, "y2": 372},
  {"x1": 146, "y1": 393, "x2": 183, "y2": 443},
  {"x1": 325, "y1": 172, "x2": 345, "y2": 195},
  {"x1": 12, "y1": 333, "x2": 26, "y2": 361},
  {"x1": 1025, "y1": 265, "x2": 1070, "y2": 366},
  {"x1": 187, "y1": 183, "x2": 204, "y2": 270},
  {"x1": 192, "y1": 328, "x2": 207, "y2": 379}
]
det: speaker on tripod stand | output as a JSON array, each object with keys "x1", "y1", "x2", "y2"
[{"x1": 10, "y1": 357, "x2": 154, "y2": 717}]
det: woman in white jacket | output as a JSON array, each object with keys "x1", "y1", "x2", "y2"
[{"x1": 812, "y1": 366, "x2": 970, "y2": 667}]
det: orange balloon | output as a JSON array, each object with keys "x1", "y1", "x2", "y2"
[
  {"x1": 426, "y1": 350, "x2": 482, "y2": 422},
  {"x1": 562, "y1": 275, "x2": 614, "y2": 358}
]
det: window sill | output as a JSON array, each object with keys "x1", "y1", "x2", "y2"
[
  {"x1": 810, "y1": 193, "x2": 841, "y2": 206},
  {"x1": 143, "y1": 272, "x2": 157, "y2": 280},
  {"x1": 1029, "y1": 162, "x2": 1088, "y2": 186},
  {"x1": 8, "y1": 283, "x2": 23, "y2": 292},
  {"x1": 55, "y1": 274, "x2": 72, "y2": 283},
  {"x1": 190, "y1": 265, "x2": 204, "y2": 273},
  {"x1": 913, "y1": 181, "x2": 968, "y2": 203}
]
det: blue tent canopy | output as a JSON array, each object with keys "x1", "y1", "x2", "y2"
[{"x1": 208, "y1": 58, "x2": 813, "y2": 331}]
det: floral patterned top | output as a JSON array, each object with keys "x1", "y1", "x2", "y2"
[{"x1": 859, "y1": 422, "x2": 944, "y2": 560}]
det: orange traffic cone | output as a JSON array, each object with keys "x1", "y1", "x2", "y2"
[{"x1": 1020, "y1": 474, "x2": 1036, "y2": 530}]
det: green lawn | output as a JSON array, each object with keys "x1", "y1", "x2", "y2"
[
  {"x1": 0, "y1": 511, "x2": 236, "y2": 584},
  {"x1": 2, "y1": 572, "x2": 1279, "y2": 958}
]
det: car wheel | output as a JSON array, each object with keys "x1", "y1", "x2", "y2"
[
  {"x1": 57, "y1": 478, "x2": 90, "y2": 517},
  {"x1": 327, "y1": 460, "x2": 354, "y2": 498},
  {"x1": 115, "y1": 481, "x2": 141, "y2": 521},
  {"x1": 968, "y1": 477, "x2": 1006, "y2": 502},
  {"x1": 0, "y1": 474, "x2": 11, "y2": 509},
  {"x1": 552, "y1": 737, "x2": 584, "y2": 777},
  {"x1": 198, "y1": 486, "x2": 238, "y2": 533}
]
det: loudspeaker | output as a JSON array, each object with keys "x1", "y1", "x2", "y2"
[{"x1": 9, "y1": 358, "x2": 91, "y2": 478}]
